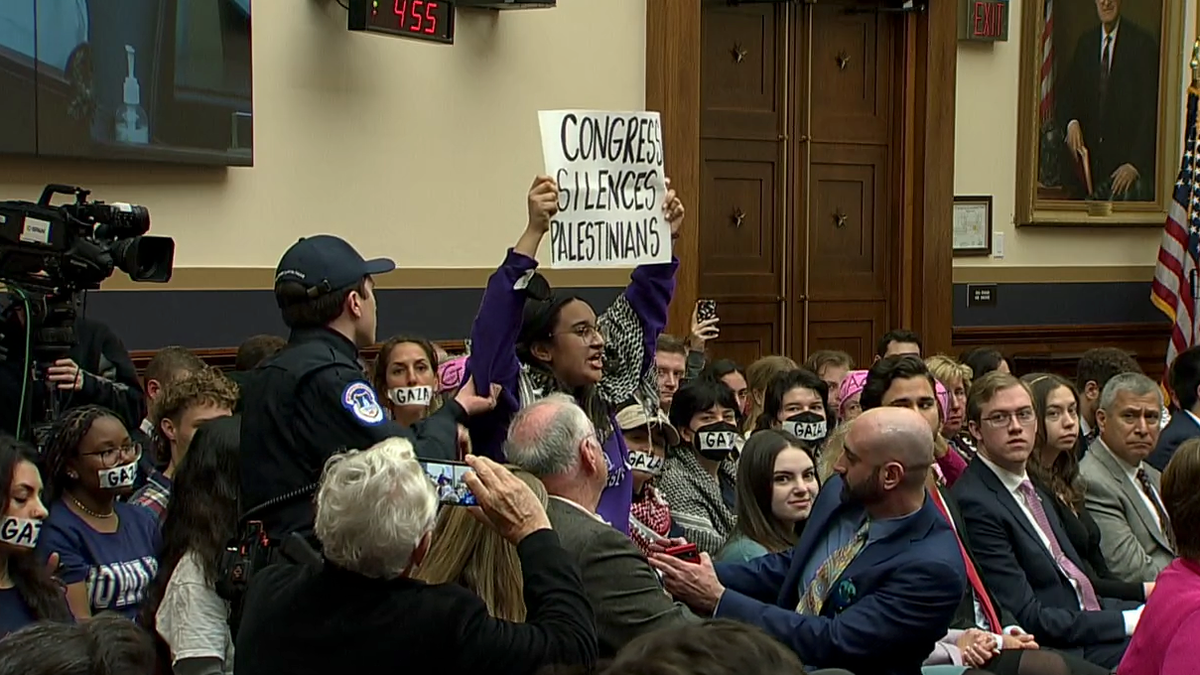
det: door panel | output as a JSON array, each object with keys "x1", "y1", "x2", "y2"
[
  {"x1": 805, "y1": 142, "x2": 891, "y2": 300},
  {"x1": 810, "y1": 5, "x2": 892, "y2": 145},
  {"x1": 703, "y1": 301, "x2": 782, "y2": 369},
  {"x1": 699, "y1": 138, "x2": 783, "y2": 298},
  {"x1": 802, "y1": 300, "x2": 890, "y2": 368},
  {"x1": 701, "y1": 3, "x2": 783, "y2": 141}
]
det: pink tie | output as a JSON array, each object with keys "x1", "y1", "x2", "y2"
[{"x1": 1017, "y1": 480, "x2": 1101, "y2": 611}]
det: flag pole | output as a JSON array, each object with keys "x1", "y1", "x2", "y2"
[
  {"x1": 1192, "y1": 3, "x2": 1200, "y2": 87},
  {"x1": 1192, "y1": 38, "x2": 1199, "y2": 87}
]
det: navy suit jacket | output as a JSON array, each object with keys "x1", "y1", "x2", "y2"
[
  {"x1": 714, "y1": 475, "x2": 966, "y2": 675},
  {"x1": 1148, "y1": 411, "x2": 1199, "y2": 472},
  {"x1": 952, "y1": 459, "x2": 1137, "y2": 651}
]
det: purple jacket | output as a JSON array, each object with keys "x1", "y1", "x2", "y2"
[{"x1": 466, "y1": 249, "x2": 676, "y2": 531}]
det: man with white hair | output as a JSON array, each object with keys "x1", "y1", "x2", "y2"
[
  {"x1": 234, "y1": 437, "x2": 596, "y2": 675},
  {"x1": 1081, "y1": 372, "x2": 1176, "y2": 583},
  {"x1": 504, "y1": 393, "x2": 697, "y2": 657}
]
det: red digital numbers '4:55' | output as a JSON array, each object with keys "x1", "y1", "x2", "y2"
[{"x1": 394, "y1": 0, "x2": 439, "y2": 35}]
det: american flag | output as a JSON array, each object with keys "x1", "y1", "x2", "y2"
[
  {"x1": 1039, "y1": 0, "x2": 1055, "y2": 123},
  {"x1": 1151, "y1": 88, "x2": 1200, "y2": 380}
]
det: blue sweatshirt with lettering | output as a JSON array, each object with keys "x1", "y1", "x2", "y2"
[{"x1": 37, "y1": 500, "x2": 161, "y2": 619}]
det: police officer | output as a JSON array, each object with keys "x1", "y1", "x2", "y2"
[{"x1": 240, "y1": 235, "x2": 497, "y2": 540}]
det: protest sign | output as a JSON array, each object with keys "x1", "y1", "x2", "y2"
[{"x1": 538, "y1": 110, "x2": 669, "y2": 268}]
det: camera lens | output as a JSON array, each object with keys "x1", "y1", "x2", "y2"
[{"x1": 110, "y1": 236, "x2": 174, "y2": 282}]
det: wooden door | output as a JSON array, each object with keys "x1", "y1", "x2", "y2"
[
  {"x1": 698, "y1": 2, "x2": 787, "y2": 366},
  {"x1": 698, "y1": 1, "x2": 902, "y2": 369},
  {"x1": 793, "y1": 2, "x2": 900, "y2": 366}
]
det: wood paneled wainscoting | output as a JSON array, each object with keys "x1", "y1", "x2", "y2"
[
  {"x1": 128, "y1": 340, "x2": 469, "y2": 377},
  {"x1": 127, "y1": 324, "x2": 1172, "y2": 384},
  {"x1": 951, "y1": 323, "x2": 1172, "y2": 382}
]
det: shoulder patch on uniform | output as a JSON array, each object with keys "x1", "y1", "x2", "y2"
[{"x1": 342, "y1": 381, "x2": 385, "y2": 426}]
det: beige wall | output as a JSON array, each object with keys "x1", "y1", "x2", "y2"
[
  {"x1": 0, "y1": 0, "x2": 647, "y2": 274},
  {"x1": 953, "y1": 0, "x2": 1198, "y2": 282}
]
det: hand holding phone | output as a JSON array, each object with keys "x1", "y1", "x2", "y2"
[
  {"x1": 663, "y1": 543, "x2": 700, "y2": 564},
  {"x1": 689, "y1": 300, "x2": 720, "y2": 349},
  {"x1": 420, "y1": 460, "x2": 479, "y2": 507},
  {"x1": 460, "y1": 455, "x2": 552, "y2": 545}
]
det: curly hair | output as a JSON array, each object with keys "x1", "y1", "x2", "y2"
[
  {"x1": 42, "y1": 405, "x2": 121, "y2": 503},
  {"x1": 0, "y1": 435, "x2": 70, "y2": 624},
  {"x1": 149, "y1": 367, "x2": 239, "y2": 427}
]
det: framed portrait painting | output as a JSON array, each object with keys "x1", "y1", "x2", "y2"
[{"x1": 1015, "y1": 0, "x2": 1187, "y2": 226}]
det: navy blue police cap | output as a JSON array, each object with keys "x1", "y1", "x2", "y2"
[{"x1": 274, "y1": 235, "x2": 395, "y2": 297}]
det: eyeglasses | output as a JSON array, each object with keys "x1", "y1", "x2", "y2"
[
  {"x1": 554, "y1": 324, "x2": 602, "y2": 342},
  {"x1": 981, "y1": 408, "x2": 1036, "y2": 428},
  {"x1": 80, "y1": 442, "x2": 142, "y2": 468}
]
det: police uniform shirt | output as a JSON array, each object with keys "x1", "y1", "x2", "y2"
[{"x1": 240, "y1": 327, "x2": 466, "y2": 539}]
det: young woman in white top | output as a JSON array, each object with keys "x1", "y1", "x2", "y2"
[{"x1": 141, "y1": 416, "x2": 241, "y2": 675}]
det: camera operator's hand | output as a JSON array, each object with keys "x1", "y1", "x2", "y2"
[
  {"x1": 462, "y1": 454, "x2": 551, "y2": 545},
  {"x1": 46, "y1": 358, "x2": 85, "y2": 391}
]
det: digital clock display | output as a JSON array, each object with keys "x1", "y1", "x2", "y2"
[{"x1": 349, "y1": 0, "x2": 455, "y2": 44}]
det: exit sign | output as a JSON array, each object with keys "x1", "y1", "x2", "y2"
[{"x1": 959, "y1": 0, "x2": 1009, "y2": 42}]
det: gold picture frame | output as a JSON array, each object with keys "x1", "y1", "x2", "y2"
[{"x1": 1015, "y1": 0, "x2": 1187, "y2": 227}]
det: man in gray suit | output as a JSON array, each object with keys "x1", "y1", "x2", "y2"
[
  {"x1": 504, "y1": 393, "x2": 697, "y2": 656},
  {"x1": 1081, "y1": 373, "x2": 1175, "y2": 583}
]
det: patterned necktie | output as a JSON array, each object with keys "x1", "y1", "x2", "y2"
[
  {"x1": 1017, "y1": 480, "x2": 1101, "y2": 611},
  {"x1": 929, "y1": 487, "x2": 1002, "y2": 632},
  {"x1": 1135, "y1": 468, "x2": 1175, "y2": 550},
  {"x1": 797, "y1": 521, "x2": 869, "y2": 615}
]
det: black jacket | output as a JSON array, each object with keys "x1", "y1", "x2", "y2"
[
  {"x1": 239, "y1": 327, "x2": 464, "y2": 539},
  {"x1": 953, "y1": 460, "x2": 1136, "y2": 669},
  {"x1": 234, "y1": 529, "x2": 597, "y2": 675},
  {"x1": 1147, "y1": 411, "x2": 1199, "y2": 472},
  {"x1": 1061, "y1": 19, "x2": 1160, "y2": 194},
  {"x1": 0, "y1": 316, "x2": 144, "y2": 441}
]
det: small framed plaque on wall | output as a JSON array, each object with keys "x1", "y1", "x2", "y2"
[{"x1": 953, "y1": 196, "x2": 993, "y2": 256}]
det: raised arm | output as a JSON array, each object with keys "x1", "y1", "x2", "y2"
[
  {"x1": 465, "y1": 177, "x2": 557, "y2": 458},
  {"x1": 596, "y1": 183, "x2": 683, "y2": 406}
]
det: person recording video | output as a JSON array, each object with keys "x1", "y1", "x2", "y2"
[{"x1": 0, "y1": 310, "x2": 144, "y2": 443}]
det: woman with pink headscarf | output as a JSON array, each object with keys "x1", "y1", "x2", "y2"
[{"x1": 837, "y1": 370, "x2": 869, "y2": 422}]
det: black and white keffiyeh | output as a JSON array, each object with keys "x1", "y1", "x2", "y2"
[{"x1": 518, "y1": 294, "x2": 659, "y2": 439}]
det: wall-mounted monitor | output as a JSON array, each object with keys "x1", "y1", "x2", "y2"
[{"x1": 0, "y1": 0, "x2": 254, "y2": 166}]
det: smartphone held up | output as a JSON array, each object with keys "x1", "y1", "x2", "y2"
[{"x1": 420, "y1": 460, "x2": 478, "y2": 507}]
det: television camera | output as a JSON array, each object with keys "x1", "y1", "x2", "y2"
[{"x1": 0, "y1": 184, "x2": 174, "y2": 441}]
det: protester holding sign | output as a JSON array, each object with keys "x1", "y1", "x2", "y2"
[
  {"x1": 659, "y1": 379, "x2": 743, "y2": 555},
  {"x1": 0, "y1": 435, "x2": 69, "y2": 637},
  {"x1": 465, "y1": 171, "x2": 684, "y2": 533},
  {"x1": 538, "y1": 110, "x2": 671, "y2": 269},
  {"x1": 35, "y1": 405, "x2": 161, "y2": 621}
]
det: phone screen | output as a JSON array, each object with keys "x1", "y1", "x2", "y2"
[{"x1": 420, "y1": 460, "x2": 478, "y2": 507}]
